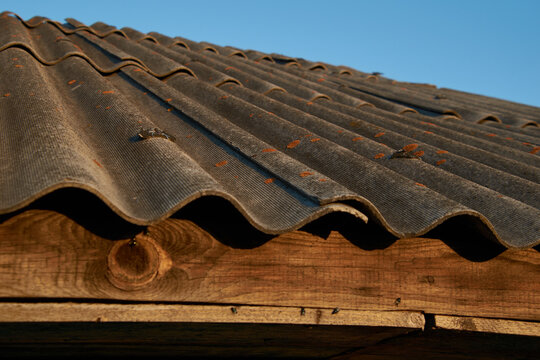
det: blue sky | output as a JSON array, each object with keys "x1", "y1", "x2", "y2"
[{"x1": 6, "y1": 0, "x2": 540, "y2": 107}]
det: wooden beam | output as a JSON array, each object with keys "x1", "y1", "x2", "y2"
[
  {"x1": 435, "y1": 315, "x2": 540, "y2": 337},
  {"x1": 330, "y1": 329, "x2": 540, "y2": 360},
  {"x1": 0, "y1": 208, "x2": 539, "y2": 321},
  {"x1": 0, "y1": 303, "x2": 424, "y2": 328}
]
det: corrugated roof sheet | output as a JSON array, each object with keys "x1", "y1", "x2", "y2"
[{"x1": 0, "y1": 11, "x2": 539, "y2": 249}]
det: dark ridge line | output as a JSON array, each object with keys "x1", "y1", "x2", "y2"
[
  {"x1": 1, "y1": 11, "x2": 128, "y2": 39},
  {"x1": 0, "y1": 43, "x2": 197, "y2": 79}
]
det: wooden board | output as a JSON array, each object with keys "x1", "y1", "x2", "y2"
[
  {"x1": 0, "y1": 302, "x2": 424, "y2": 328},
  {"x1": 331, "y1": 329, "x2": 540, "y2": 360},
  {"x1": 0, "y1": 205, "x2": 539, "y2": 321},
  {"x1": 435, "y1": 315, "x2": 540, "y2": 337},
  {"x1": 0, "y1": 321, "x2": 415, "y2": 359}
]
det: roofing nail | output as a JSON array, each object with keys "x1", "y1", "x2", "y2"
[
  {"x1": 300, "y1": 308, "x2": 306, "y2": 316},
  {"x1": 230, "y1": 307, "x2": 238, "y2": 314},
  {"x1": 332, "y1": 307, "x2": 340, "y2": 314},
  {"x1": 137, "y1": 127, "x2": 176, "y2": 142}
]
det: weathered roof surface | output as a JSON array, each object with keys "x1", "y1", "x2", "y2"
[{"x1": 0, "y1": 11, "x2": 539, "y2": 249}]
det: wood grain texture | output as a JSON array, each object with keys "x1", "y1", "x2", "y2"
[
  {"x1": 0, "y1": 303, "x2": 424, "y2": 328},
  {"x1": 0, "y1": 208, "x2": 539, "y2": 321},
  {"x1": 435, "y1": 315, "x2": 540, "y2": 337}
]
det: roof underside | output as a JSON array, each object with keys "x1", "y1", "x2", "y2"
[{"x1": 0, "y1": 11, "x2": 539, "y2": 249}]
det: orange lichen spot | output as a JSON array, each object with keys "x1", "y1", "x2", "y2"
[
  {"x1": 133, "y1": 68, "x2": 142, "y2": 72},
  {"x1": 143, "y1": 92, "x2": 148, "y2": 95},
  {"x1": 300, "y1": 171, "x2": 313, "y2": 177},
  {"x1": 415, "y1": 182, "x2": 426, "y2": 187},
  {"x1": 215, "y1": 160, "x2": 228, "y2": 167},
  {"x1": 486, "y1": 133, "x2": 496, "y2": 137},
  {"x1": 317, "y1": 78, "x2": 325, "y2": 82},
  {"x1": 318, "y1": 178, "x2": 327, "y2": 182},
  {"x1": 268, "y1": 111, "x2": 275, "y2": 116},
  {"x1": 413, "y1": 150, "x2": 424, "y2": 157},
  {"x1": 306, "y1": 101, "x2": 313, "y2": 105},
  {"x1": 262, "y1": 148, "x2": 277, "y2": 153},
  {"x1": 505, "y1": 137, "x2": 513, "y2": 140},
  {"x1": 435, "y1": 159, "x2": 447, "y2": 166},
  {"x1": 402, "y1": 143, "x2": 418, "y2": 152},
  {"x1": 522, "y1": 142, "x2": 532, "y2": 146},
  {"x1": 249, "y1": 113, "x2": 254, "y2": 118},
  {"x1": 12, "y1": 57, "x2": 18, "y2": 61},
  {"x1": 167, "y1": 108, "x2": 173, "y2": 112},
  {"x1": 186, "y1": 135, "x2": 193, "y2": 138},
  {"x1": 14, "y1": 64, "x2": 23, "y2": 68},
  {"x1": 105, "y1": 106, "x2": 111, "y2": 110},
  {"x1": 95, "y1": 105, "x2": 102, "y2": 109},
  {"x1": 530, "y1": 146, "x2": 540, "y2": 155},
  {"x1": 310, "y1": 138, "x2": 321, "y2": 142},
  {"x1": 220, "y1": 95, "x2": 228, "y2": 100},
  {"x1": 3, "y1": 93, "x2": 10, "y2": 97},
  {"x1": 29, "y1": 92, "x2": 34, "y2": 96},
  {"x1": 424, "y1": 131, "x2": 434, "y2": 134},
  {"x1": 304, "y1": 134, "x2": 313, "y2": 138},
  {"x1": 67, "y1": 80, "x2": 76, "y2": 85},
  {"x1": 224, "y1": 66, "x2": 234, "y2": 71},
  {"x1": 264, "y1": 178, "x2": 275, "y2": 184},
  {"x1": 374, "y1": 153, "x2": 385, "y2": 159},
  {"x1": 93, "y1": 159, "x2": 103, "y2": 168},
  {"x1": 374, "y1": 132, "x2": 385, "y2": 138},
  {"x1": 287, "y1": 139, "x2": 301, "y2": 149},
  {"x1": 352, "y1": 136, "x2": 363, "y2": 142},
  {"x1": 505, "y1": 125, "x2": 511, "y2": 128},
  {"x1": 337, "y1": 130, "x2": 343, "y2": 134},
  {"x1": 436, "y1": 150, "x2": 448, "y2": 154},
  {"x1": 102, "y1": 90, "x2": 114, "y2": 94},
  {"x1": 165, "y1": 98, "x2": 172, "y2": 102}
]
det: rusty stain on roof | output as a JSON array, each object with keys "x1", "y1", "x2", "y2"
[{"x1": 0, "y1": 11, "x2": 539, "y2": 249}]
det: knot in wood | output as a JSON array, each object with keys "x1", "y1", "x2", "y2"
[{"x1": 107, "y1": 234, "x2": 160, "y2": 291}]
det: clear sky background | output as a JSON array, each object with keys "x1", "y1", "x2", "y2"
[{"x1": 5, "y1": 0, "x2": 540, "y2": 107}]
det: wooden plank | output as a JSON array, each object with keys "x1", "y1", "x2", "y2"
[
  {"x1": 0, "y1": 208, "x2": 539, "y2": 320},
  {"x1": 435, "y1": 315, "x2": 540, "y2": 337},
  {"x1": 0, "y1": 322, "x2": 416, "y2": 359},
  {"x1": 330, "y1": 329, "x2": 540, "y2": 360},
  {"x1": 0, "y1": 303, "x2": 424, "y2": 328}
]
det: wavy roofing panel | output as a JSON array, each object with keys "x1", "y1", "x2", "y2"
[{"x1": 0, "y1": 12, "x2": 539, "y2": 249}]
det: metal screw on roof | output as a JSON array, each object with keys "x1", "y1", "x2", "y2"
[
  {"x1": 395, "y1": 298, "x2": 401, "y2": 306},
  {"x1": 332, "y1": 307, "x2": 340, "y2": 314},
  {"x1": 137, "y1": 127, "x2": 176, "y2": 142},
  {"x1": 230, "y1": 307, "x2": 238, "y2": 314},
  {"x1": 300, "y1": 307, "x2": 306, "y2": 316}
]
